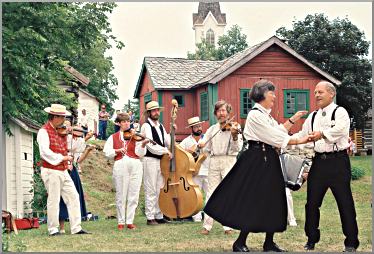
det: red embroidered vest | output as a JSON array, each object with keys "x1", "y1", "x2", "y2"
[
  {"x1": 113, "y1": 132, "x2": 139, "y2": 161},
  {"x1": 41, "y1": 122, "x2": 68, "y2": 170}
]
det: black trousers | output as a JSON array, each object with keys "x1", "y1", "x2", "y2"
[{"x1": 305, "y1": 152, "x2": 359, "y2": 248}]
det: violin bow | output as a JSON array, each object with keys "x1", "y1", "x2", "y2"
[{"x1": 202, "y1": 115, "x2": 236, "y2": 147}]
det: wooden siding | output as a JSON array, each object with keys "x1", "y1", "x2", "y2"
[
  {"x1": 232, "y1": 45, "x2": 324, "y2": 79},
  {"x1": 219, "y1": 46, "x2": 323, "y2": 134},
  {"x1": 5, "y1": 121, "x2": 34, "y2": 218},
  {"x1": 160, "y1": 91, "x2": 195, "y2": 141},
  {"x1": 139, "y1": 70, "x2": 157, "y2": 121}
]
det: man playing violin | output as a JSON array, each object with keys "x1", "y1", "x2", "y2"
[
  {"x1": 198, "y1": 100, "x2": 243, "y2": 235},
  {"x1": 180, "y1": 116, "x2": 210, "y2": 222},
  {"x1": 37, "y1": 104, "x2": 90, "y2": 236},
  {"x1": 103, "y1": 112, "x2": 150, "y2": 230},
  {"x1": 140, "y1": 101, "x2": 172, "y2": 225}
]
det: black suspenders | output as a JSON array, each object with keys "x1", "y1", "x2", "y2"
[{"x1": 311, "y1": 106, "x2": 340, "y2": 151}]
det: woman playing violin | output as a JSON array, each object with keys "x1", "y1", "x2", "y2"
[
  {"x1": 58, "y1": 120, "x2": 95, "y2": 234},
  {"x1": 103, "y1": 112, "x2": 150, "y2": 230}
]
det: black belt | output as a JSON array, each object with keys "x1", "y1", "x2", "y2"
[
  {"x1": 314, "y1": 150, "x2": 347, "y2": 160},
  {"x1": 247, "y1": 140, "x2": 275, "y2": 150}
]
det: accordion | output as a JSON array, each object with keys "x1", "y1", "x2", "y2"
[{"x1": 279, "y1": 153, "x2": 311, "y2": 191}]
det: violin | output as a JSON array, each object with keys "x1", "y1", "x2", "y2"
[
  {"x1": 219, "y1": 115, "x2": 242, "y2": 134},
  {"x1": 56, "y1": 125, "x2": 89, "y2": 137},
  {"x1": 123, "y1": 129, "x2": 157, "y2": 145}
]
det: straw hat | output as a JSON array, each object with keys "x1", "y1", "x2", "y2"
[
  {"x1": 44, "y1": 104, "x2": 71, "y2": 116},
  {"x1": 186, "y1": 116, "x2": 204, "y2": 128},
  {"x1": 142, "y1": 101, "x2": 164, "y2": 116}
]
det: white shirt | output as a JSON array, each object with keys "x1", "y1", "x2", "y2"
[
  {"x1": 140, "y1": 120, "x2": 170, "y2": 156},
  {"x1": 37, "y1": 125, "x2": 64, "y2": 166},
  {"x1": 67, "y1": 135, "x2": 86, "y2": 163},
  {"x1": 179, "y1": 134, "x2": 210, "y2": 176},
  {"x1": 201, "y1": 122, "x2": 243, "y2": 156},
  {"x1": 292, "y1": 102, "x2": 350, "y2": 153},
  {"x1": 103, "y1": 131, "x2": 147, "y2": 159},
  {"x1": 243, "y1": 103, "x2": 291, "y2": 149}
]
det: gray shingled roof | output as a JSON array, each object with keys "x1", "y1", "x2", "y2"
[
  {"x1": 144, "y1": 57, "x2": 222, "y2": 89},
  {"x1": 134, "y1": 36, "x2": 341, "y2": 98}
]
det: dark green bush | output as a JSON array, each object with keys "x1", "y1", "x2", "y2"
[{"x1": 351, "y1": 166, "x2": 365, "y2": 180}]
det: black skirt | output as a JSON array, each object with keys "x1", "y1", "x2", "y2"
[
  {"x1": 59, "y1": 164, "x2": 87, "y2": 221},
  {"x1": 204, "y1": 142, "x2": 287, "y2": 232}
]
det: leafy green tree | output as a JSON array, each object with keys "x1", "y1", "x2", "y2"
[
  {"x1": 188, "y1": 25, "x2": 248, "y2": 61},
  {"x1": 123, "y1": 99, "x2": 140, "y2": 120},
  {"x1": 187, "y1": 38, "x2": 218, "y2": 60},
  {"x1": 2, "y1": 2, "x2": 124, "y2": 133},
  {"x1": 276, "y1": 14, "x2": 371, "y2": 128},
  {"x1": 216, "y1": 24, "x2": 248, "y2": 60}
]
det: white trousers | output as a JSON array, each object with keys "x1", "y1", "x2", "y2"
[
  {"x1": 286, "y1": 187, "x2": 297, "y2": 223},
  {"x1": 203, "y1": 155, "x2": 236, "y2": 231},
  {"x1": 41, "y1": 167, "x2": 82, "y2": 234},
  {"x1": 192, "y1": 175, "x2": 208, "y2": 222},
  {"x1": 112, "y1": 157, "x2": 143, "y2": 225},
  {"x1": 142, "y1": 157, "x2": 164, "y2": 220}
]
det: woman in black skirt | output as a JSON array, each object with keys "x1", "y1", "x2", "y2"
[{"x1": 204, "y1": 79, "x2": 311, "y2": 252}]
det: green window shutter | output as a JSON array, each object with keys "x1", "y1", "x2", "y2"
[
  {"x1": 144, "y1": 92, "x2": 152, "y2": 106},
  {"x1": 200, "y1": 92, "x2": 208, "y2": 121},
  {"x1": 240, "y1": 89, "x2": 253, "y2": 119},
  {"x1": 283, "y1": 89, "x2": 310, "y2": 118}
]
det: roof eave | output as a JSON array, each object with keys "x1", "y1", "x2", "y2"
[
  {"x1": 205, "y1": 36, "x2": 342, "y2": 86},
  {"x1": 134, "y1": 59, "x2": 147, "y2": 98},
  {"x1": 10, "y1": 117, "x2": 40, "y2": 133}
]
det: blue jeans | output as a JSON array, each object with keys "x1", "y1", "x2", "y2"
[{"x1": 99, "y1": 120, "x2": 107, "y2": 140}]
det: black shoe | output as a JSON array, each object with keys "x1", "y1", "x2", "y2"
[
  {"x1": 49, "y1": 232, "x2": 61, "y2": 236},
  {"x1": 233, "y1": 242, "x2": 250, "y2": 252},
  {"x1": 147, "y1": 219, "x2": 158, "y2": 225},
  {"x1": 155, "y1": 218, "x2": 169, "y2": 224},
  {"x1": 74, "y1": 230, "x2": 91, "y2": 235},
  {"x1": 304, "y1": 242, "x2": 315, "y2": 251},
  {"x1": 263, "y1": 242, "x2": 286, "y2": 252},
  {"x1": 343, "y1": 246, "x2": 356, "y2": 252}
]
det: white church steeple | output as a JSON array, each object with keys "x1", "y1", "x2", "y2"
[{"x1": 192, "y1": 1, "x2": 226, "y2": 47}]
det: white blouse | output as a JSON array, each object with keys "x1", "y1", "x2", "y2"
[{"x1": 243, "y1": 103, "x2": 291, "y2": 149}]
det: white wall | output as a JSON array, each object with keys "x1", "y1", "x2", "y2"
[
  {"x1": 77, "y1": 90, "x2": 100, "y2": 133},
  {"x1": 5, "y1": 121, "x2": 34, "y2": 218}
]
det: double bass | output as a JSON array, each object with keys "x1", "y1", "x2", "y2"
[{"x1": 159, "y1": 99, "x2": 204, "y2": 219}]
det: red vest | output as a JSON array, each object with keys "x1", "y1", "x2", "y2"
[
  {"x1": 41, "y1": 122, "x2": 68, "y2": 171},
  {"x1": 113, "y1": 132, "x2": 139, "y2": 161}
]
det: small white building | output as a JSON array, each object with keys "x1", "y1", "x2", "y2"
[
  {"x1": 77, "y1": 89, "x2": 100, "y2": 133},
  {"x1": 2, "y1": 117, "x2": 40, "y2": 218},
  {"x1": 59, "y1": 65, "x2": 100, "y2": 134}
]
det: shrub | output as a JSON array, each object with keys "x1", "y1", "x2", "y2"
[{"x1": 351, "y1": 166, "x2": 365, "y2": 180}]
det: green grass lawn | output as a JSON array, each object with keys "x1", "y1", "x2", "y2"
[{"x1": 5, "y1": 155, "x2": 372, "y2": 252}]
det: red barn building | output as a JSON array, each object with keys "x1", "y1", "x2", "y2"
[{"x1": 134, "y1": 36, "x2": 341, "y2": 141}]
